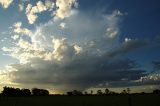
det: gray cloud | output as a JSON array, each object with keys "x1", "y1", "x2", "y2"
[
  {"x1": 106, "y1": 39, "x2": 148, "y2": 58},
  {"x1": 8, "y1": 51, "x2": 146, "y2": 92}
]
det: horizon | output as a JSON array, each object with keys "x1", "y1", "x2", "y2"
[
  {"x1": 0, "y1": 84, "x2": 159, "y2": 95},
  {"x1": 0, "y1": 0, "x2": 160, "y2": 94}
]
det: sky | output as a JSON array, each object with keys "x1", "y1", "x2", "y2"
[{"x1": 0, "y1": 0, "x2": 160, "y2": 93}]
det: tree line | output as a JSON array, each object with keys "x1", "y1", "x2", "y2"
[
  {"x1": 1, "y1": 86, "x2": 49, "y2": 96},
  {"x1": 1, "y1": 86, "x2": 160, "y2": 96},
  {"x1": 67, "y1": 88, "x2": 131, "y2": 96}
]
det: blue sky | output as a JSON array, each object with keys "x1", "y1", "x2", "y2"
[{"x1": 0, "y1": 0, "x2": 160, "y2": 93}]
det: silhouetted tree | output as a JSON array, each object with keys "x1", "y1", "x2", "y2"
[
  {"x1": 153, "y1": 89, "x2": 160, "y2": 94},
  {"x1": 140, "y1": 92, "x2": 145, "y2": 94},
  {"x1": 66, "y1": 90, "x2": 82, "y2": 96},
  {"x1": 90, "y1": 90, "x2": 93, "y2": 95},
  {"x1": 97, "y1": 90, "x2": 103, "y2": 95},
  {"x1": 105, "y1": 88, "x2": 110, "y2": 94},
  {"x1": 127, "y1": 88, "x2": 131, "y2": 94},
  {"x1": 2, "y1": 86, "x2": 49, "y2": 96},
  {"x1": 21, "y1": 89, "x2": 31, "y2": 96},
  {"x1": 41, "y1": 89, "x2": 49, "y2": 96},
  {"x1": 32, "y1": 88, "x2": 49, "y2": 96},
  {"x1": 2, "y1": 86, "x2": 31, "y2": 96},
  {"x1": 109, "y1": 91, "x2": 117, "y2": 95},
  {"x1": 72, "y1": 90, "x2": 83, "y2": 95},
  {"x1": 84, "y1": 91, "x2": 88, "y2": 95},
  {"x1": 2, "y1": 86, "x2": 19, "y2": 96},
  {"x1": 67, "y1": 92, "x2": 73, "y2": 96},
  {"x1": 121, "y1": 90, "x2": 127, "y2": 94},
  {"x1": 32, "y1": 88, "x2": 40, "y2": 96}
]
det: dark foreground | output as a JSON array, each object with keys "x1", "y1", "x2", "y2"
[{"x1": 0, "y1": 94, "x2": 160, "y2": 106}]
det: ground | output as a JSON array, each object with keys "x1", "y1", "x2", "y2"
[{"x1": 0, "y1": 94, "x2": 159, "y2": 106}]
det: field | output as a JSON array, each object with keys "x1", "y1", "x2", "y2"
[{"x1": 0, "y1": 94, "x2": 160, "y2": 106}]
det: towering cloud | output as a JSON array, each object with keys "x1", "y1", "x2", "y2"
[
  {"x1": 1, "y1": 0, "x2": 159, "y2": 93},
  {"x1": 1, "y1": 8, "x2": 148, "y2": 92}
]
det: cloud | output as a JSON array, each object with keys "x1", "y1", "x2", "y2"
[
  {"x1": 0, "y1": 0, "x2": 13, "y2": 8},
  {"x1": 125, "y1": 61, "x2": 160, "y2": 87},
  {"x1": 26, "y1": 2, "x2": 46, "y2": 24},
  {"x1": 2, "y1": 47, "x2": 13, "y2": 52},
  {"x1": 124, "y1": 38, "x2": 132, "y2": 42},
  {"x1": 6, "y1": 52, "x2": 145, "y2": 92},
  {"x1": 2, "y1": 36, "x2": 82, "y2": 64},
  {"x1": 2, "y1": 38, "x2": 46, "y2": 63},
  {"x1": 11, "y1": 35, "x2": 19, "y2": 40},
  {"x1": 26, "y1": 1, "x2": 55, "y2": 24},
  {"x1": 1, "y1": 4, "x2": 150, "y2": 92},
  {"x1": 18, "y1": 3, "x2": 24, "y2": 11},
  {"x1": 45, "y1": 0, "x2": 55, "y2": 11},
  {"x1": 106, "y1": 38, "x2": 148, "y2": 57},
  {"x1": 2, "y1": 37, "x2": 146, "y2": 92},
  {"x1": 13, "y1": 22, "x2": 32, "y2": 36},
  {"x1": 59, "y1": 22, "x2": 66, "y2": 29},
  {"x1": 26, "y1": 4, "x2": 37, "y2": 24},
  {"x1": 30, "y1": 9, "x2": 121, "y2": 52},
  {"x1": 106, "y1": 27, "x2": 118, "y2": 39},
  {"x1": 137, "y1": 61, "x2": 160, "y2": 85},
  {"x1": 55, "y1": 0, "x2": 77, "y2": 19},
  {"x1": 74, "y1": 45, "x2": 82, "y2": 54},
  {"x1": 139, "y1": 74, "x2": 160, "y2": 82},
  {"x1": 0, "y1": 74, "x2": 13, "y2": 87}
]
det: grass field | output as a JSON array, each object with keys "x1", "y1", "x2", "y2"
[{"x1": 0, "y1": 94, "x2": 160, "y2": 106}]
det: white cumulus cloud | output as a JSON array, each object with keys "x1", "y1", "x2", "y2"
[
  {"x1": 26, "y1": 1, "x2": 55, "y2": 24},
  {"x1": 0, "y1": 0, "x2": 13, "y2": 8},
  {"x1": 13, "y1": 22, "x2": 32, "y2": 36},
  {"x1": 55, "y1": 0, "x2": 77, "y2": 19}
]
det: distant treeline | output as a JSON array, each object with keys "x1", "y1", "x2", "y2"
[
  {"x1": 67, "y1": 88, "x2": 160, "y2": 96},
  {"x1": 1, "y1": 86, "x2": 49, "y2": 96},
  {"x1": 1, "y1": 86, "x2": 160, "y2": 96}
]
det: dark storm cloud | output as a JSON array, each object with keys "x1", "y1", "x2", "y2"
[
  {"x1": 5, "y1": 26, "x2": 160, "y2": 92},
  {"x1": 106, "y1": 39, "x2": 148, "y2": 57},
  {"x1": 96, "y1": 80, "x2": 160, "y2": 88},
  {"x1": 8, "y1": 52, "x2": 146, "y2": 91}
]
